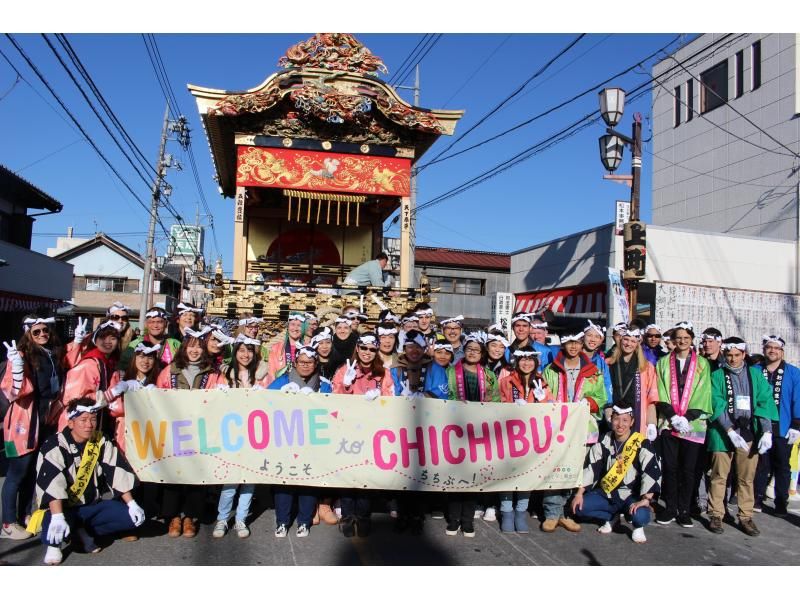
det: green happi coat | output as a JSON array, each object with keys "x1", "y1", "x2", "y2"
[
  {"x1": 446, "y1": 364, "x2": 501, "y2": 402},
  {"x1": 707, "y1": 366, "x2": 778, "y2": 452},
  {"x1": 655, "y1": 351, "x2": 712, "y2": 442}
]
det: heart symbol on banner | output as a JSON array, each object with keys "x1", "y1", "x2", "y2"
[
  {"x1": 330, "y1": 411, "x2": 339, "y2": 419},
  {"x1": 293, "y1": 454, "x2": 299, "y2": 459}
]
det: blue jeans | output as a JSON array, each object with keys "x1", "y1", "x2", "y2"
[
  {"x1": 574, "y1": 489, "x2": 651, "y2": 529},
  {"x1": 216, "y1": 484, "x2": 255, "y2": 522},
  {"x1": 499, "y1": 491, "x2": 530, "y2": 513},
  {"x1": 41, "y1": 501, "x2": 134, "y2": 546},
  {"x1": 274, "y1": 487, "x2": 317, "y2": 526},
  {"x1": 2, "y1": 452, "x2": 36, "y2": 524},
  {"x1": 542, "y1": 490, "x2": 570, "y2": 520}
]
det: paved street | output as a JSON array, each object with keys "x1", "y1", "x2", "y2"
[{"x1": 1, "y1": 486, "x2": 798, "y2": 566}]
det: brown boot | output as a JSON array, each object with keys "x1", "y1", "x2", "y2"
[
  {"x1": 182, "y1": 518, "x2": 197, "y2": 538},
  {"x1": 317, "y1": 503, "x2": 339, "y2": 525},
  {"x1": 167, "y1": 517, "x2": 183, "y2": 538},
  {"x1": 541, "y1": 519, "x2": 559, "y2": 532},
  {"x1": 558, "y1": 517, "x2": 582, "y2": 532}
]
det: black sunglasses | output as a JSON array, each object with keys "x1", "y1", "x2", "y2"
[
  {"x1": 357, "y1": 345, "x2": 377, "y2": 353},
  {"x1": 31, "y1": 327, "x2": 50, "y2": 337},
  {"x1": 108, "y1": 314, "x2": 129, "y2": 322}
]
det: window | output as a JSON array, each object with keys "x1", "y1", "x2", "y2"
[
  {"x1": 427, "y1": 275, "x2": 485, "y2": 295},
  {"x1": 735, "y1": 50, "x2": 744, "y2": 98},
  {"x1": 700, "y1": 60, "x2": 728, "y2": 114},
  {"x1": 85, "y1": 277, "x2": 126, "y2": 292},
  {"x1": 673, "y1": 85, "x2": 682, "y2": 127},
  {"x1": 751, "y1": 40, "x2": 761, "y2": 90},
  {"x1": 686, "y1": 79, "x2": 693, "y2": 121}
]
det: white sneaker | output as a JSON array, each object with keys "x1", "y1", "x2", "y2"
[
  {"x1": 275, "y1": 523, "x2": 288, "y2": 538},
  {"x1": 233, "y1": 520, "x2": 250, "y2": 538},
  {"x1": 1, "y1": 522, "x2": 32, "y2": 540},
  {"x1": 482, "y1": 507, "x2": 497, "y2": 522},
  {"x1": 44, "y1": 546, "x2": 62, "y2": 565},
  {"x1": 431, "y1": 510, "x2": 445, "y2": 520},
  {"x1": 632, "y1": 527, "x2": 647, "y2": 544},
  {"x1": 334, "y1": 507, "x2": 342, "y2": 519},
  {"x1": 296, "y1": 523, "x2": 310, "y2": 538},
  {"x1": 212, "y1": 520, "x2": 228, "y2": 538},
  {"x1": 389, "y1": 510, "x2": 399, "y2": 519},
  {"x1": 597, "y1": 521, "x2": 613, "y2": 534},
  {"x1": 473, "y1": 509, "x2": 484, "y2": 520},
  {"x1": 766, "y1": 479, "x2": 776, "y2": 500}
]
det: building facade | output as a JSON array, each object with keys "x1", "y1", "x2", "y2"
[{"x1": 651, "y1": 33, "x2": 800, "y2": 241}]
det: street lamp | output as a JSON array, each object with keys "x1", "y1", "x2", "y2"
[
  {"x1": 598, "y1": 134, "x2": 625, "y2": 172},
  {"x1": 598, "y1": 87, "x2": 626, "y2": 127}
]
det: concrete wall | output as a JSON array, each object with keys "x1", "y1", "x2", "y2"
[
  {"x1": 0, "y1": 239, "x2": 73, "y2": 300},
  {"x1": 414, "y1": 265, "x2": 509, "y2": 323},
  {"x1": 651, "y1": 33, "x2": 800, "y2": 241},
  {"x1": 66, "y1": 245, "x2": 144, "y2": 281}
]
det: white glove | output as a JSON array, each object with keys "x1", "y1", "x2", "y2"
[
  {"x1": 73, "y1": 317, "x2": 88, "y2": 344},
  {"x1": 215, "y1": 384, "x2": 228, "y2": 390},
  {"x1": 320, "y1": 376, "x2": 332, "y2": 387},
  {"x1": 532, "y1": 379, "x2": 546, "y2": 402},
  {"x1": 298, "y1": 386, "x2": 314, "y2": 395},
  {"x1": 364, "y1": 388, "x2": 381, "y2": 401},
  {"x1": 93, "y1": 391, "x2": 108, "y2": 410},
  {"x1": 399, "y1": 380, "x2": 412, "y2": 397},
  {"x1": 3, "y1": 340, "x2": 23, "y2": 373},
  {"x1": 280, "y1": 382, "x2": 300, "y2": 393},
  {"x1": 127, "y1": 500, "x2": 145, "y2": 527},
  {"x1": 144, "y1": 384, "x2": 156, "y2": 390},
  {"x1": 409, "y1": 391, "x2": 426, "y2": 400},
  {"x1": 47, "y1": 512, "x2": 70, "y2": 544},
  {"x1": 670, "y1": 415, "x2": 690, "y2": 434},
  {"x1": 111, "y1": 380, "x2": 130, "y2": 397},
  {"x1": 646, "y1": 424, "x2": 658, "y2": 442},
  {"x1": 514, "y1": 398, "x2": 528, "y2": 406},
  {"x1": 252, "y1": 384, "x2": 265, "y2": 390},
  {"x1": 342, "y1": 359, "x2": 358, "y2": 386},
  {"x1": 727, "y1": 428, "x2": 749, "y2": 450},
  {"x1": 758, "y1": 432, "x2": 772, "y2": 454},
  {"x1": 786, "y1": 428, "x2": 800, "y2": 445}
]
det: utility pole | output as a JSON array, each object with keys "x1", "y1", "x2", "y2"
[
  {"x1": 139, "y1": 105, "x2": 170, "y2": 325},
  {"x1": 397, "y1": 64, "x2": 420, "y2": 288}
]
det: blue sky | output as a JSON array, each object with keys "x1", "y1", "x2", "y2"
[{"x1": 1, "y1": 32, "x2": 688, "y2": 271}]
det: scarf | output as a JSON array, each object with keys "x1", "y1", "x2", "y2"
[
  {"x1": 288, "y1": 368, "x2": 321, "y2": 391},
  {"x1": 762, "y1": 362, "x2": 784, "y2": 408},
  {"x1": 454, "y1": 361, "x2": 486, "y2": 402},
  {"x1": 668, "y1": 350, "x2": 697, "y2": 416}
]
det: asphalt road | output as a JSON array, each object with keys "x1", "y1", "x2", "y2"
[{"x1": 1, "y1": 485, "x2": 798, "y2": 566}]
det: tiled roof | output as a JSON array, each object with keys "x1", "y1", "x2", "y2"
[{"x1": 415, "y1": 246, "x2": 510, "y2": 271}]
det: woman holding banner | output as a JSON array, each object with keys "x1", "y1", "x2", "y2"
[
  {"x1": 265, "y1": 313, "x2": 306, "y2": 386},
  {"x1": 332, "y1": 334, "x2": 395, "y2": 537}
]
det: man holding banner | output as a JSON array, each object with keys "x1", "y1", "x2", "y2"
[{"x1": 572, "y1": 406, "x2": 661, "y2": 544}]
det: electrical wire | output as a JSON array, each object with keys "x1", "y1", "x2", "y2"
[
  {"x1": 442, "y1": 34, "x2": 512, "y2": 109},
  {"x1": 387, "y1": 34, "x2": 430, "y2": 86},
  {"x1": 392, "y1": 34, "x2": 442, "y2": 88}
]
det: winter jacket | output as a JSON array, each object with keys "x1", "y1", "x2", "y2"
[
  {"x1": 331, "y1": 363, "x2": 395, "y2": 396},
  {"x1": 390, "y1": 355, "x2": 449, "y2": 399},
  {"x1": 268, "y1": 373, "x2": 332, "y2": 393},
  {"x1": 608, "y1": 357, "x2": 659, "y2": 435},
  {"x1": 156, "y1": 363, "x2": 227, "y2": 390},
  {"x1": 445, "y1": 363, "x2": 501, "y2": 402},
  {"x1": 265, "y1": 337, "x2": 301, "y2": 387},
  {"x1": 499, "y1": 370, "x2": 556, "y2": 403},
  {"x1": 755, "y1": 361, "x2": 800, "y2": 437},
  {"x1": 655, "y1": 350, "x2": 712, "y2": 444},
  {"x1": 60, "y1": 352, "x2": 120, "y2": 433},
  {"x1": 588, "y1": 350, "x2": 613, "y2": 407}
]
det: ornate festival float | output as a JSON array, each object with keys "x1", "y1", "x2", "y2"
[{"x1": 188, "y1": 34, "x2": 463, "y2": 327}]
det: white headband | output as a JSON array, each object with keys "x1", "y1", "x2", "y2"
[
  {"x1": 311, "y1": 330, "x2": 332, "y2": 346},
  {"x1": 234, "y1": 333, "x2": 261, "y2": 347},
  {"x1": 701, "y1": 333, "x2": 722, "y2": 341},
  {"x1": 402, "y1": 315, "x2": 419, "y2": 323},
  {"x1": 439, "y1": 315, "x2": 464, "y2": 327},
  {"x1": 381, "y1": 313, "x2": 401, "y2": 324},
  {"x1": 612, "y1": 322, "x2": 628, "y2": 332},
  {"x1": 145, "y1": 310, "x2": 167, "y2": 320},
  {"x1": 23, "y1": 317, "x2": 55, "y2": 332},
  {"x1": 304, "y1": 312, "x2": 319, "y2": 322},
  {"x1": 620, "y1": 328, "x2": 642, "y2": 338},
  {"x1": 92, "y1": 320, "x2": 122, "y2": 342},
  {"x1": 560, "y1": 332, "x2": 585, "y2": 344},
  {"x1": 377, "y1": 327, "x2": 398, "y2": 336},
  {"x1": 675, "y1": 321, "x2": 694, "y2": 332},
  {"x1": 106, "y1": 301, "x2": 131, "y2": 315},
  {"x1": 211, "y1": 329, "x2": 235, "y2": 346},
  {"x1": 183, "y1": 326, "x2": 212, "y2": 339},
  {"x1": 177, "y1": 302, "x2": 203, "y2": 315},
  {"x1": 487, "y1": 333, "x2": 510, "y2": 348},
  {"x1": 288, "y1": 314, "x2": 306, "y2": 323},
  {"x1": 403, "y1": 332, "x2": 428, "y2": 349},
  {"x1": 464, "y1": 332, "x2": 487, "y2": 346},
  {"x1": 415, "y1": 308, "x2": 433, "y2": 317},
  {"x1": 612, "y1": 405, "x2": 633, "y2": 415},
  {"x1": 511, "y1": 314, "x2": 531, "y2": 325},
  {"x1": 239, "y1": 317, "x2": 264, "y2": 326},
  {"x1": 723, "y1": 342, "x2": 747, "y2": 352},
  {"x1": 762, "y1": 335, "x2": 785, "y2": 348},
  {"x1": 645, "y1": 324, "x2": 661, "y2": 333},
  {"x1": 433, "y1": 342, "x2": 454, "y2": 353},
  {"x1": 530, "y1": 322, "x2": 548, "y2": 330},
  {"x1": 584, "y1": 320, "x2": 606, "y2": 335},
  {"x1": 134, "y1": 342, "x2": 161, "y2": 355},
  {"x1": 357, "y1": 334, "x2": 378, "y2": 347},
  {"x1": 296, "y1": 345, "x2": 317, "y2": 360},
  {"x1": 513, "y1": 349, "x2": 540, "y2": 358},
  {"x1": 67, "y1": 403, "x2": 104, "y2": 420},
  {"x1": 335, "y1": 317, "x2": 352, "y2": 326}
]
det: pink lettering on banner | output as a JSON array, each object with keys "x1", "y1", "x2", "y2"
[
  {"x1": 506, "y1": 419, "x2": 530, "y2": 458},
  {"x1": 530, "y1": 416, "x2": 553, "y2": 453},
  {"x1": 493, "y1": 421, "x2": 506, "y2": 460},
  {"x1": 400, "y1": 426, "x2": 426, "y2": 468},
  {"x1": 467, "y1": 422, "x2": 492, "y2": 463},
  {"x1": 427, "y1": 425, "x2": 440, "y2": 465},
  {"x1": 373, "y1": 430, "x2": 397, "y2": 470},
  {"x1": 557, "y1": 404, "x2": 568, "y2": 443},
  {"x1": 442, "y1": 424, "x2": 466, "y2": 464},
  {"x1": 247, "y1": 410, "x2": 270, "y2": 449}
]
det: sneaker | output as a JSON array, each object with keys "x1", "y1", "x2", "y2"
[
  {"x1": 473, "y1": 509, "x2": 484, "y2": 520},
  {"x1": 43, "y1": 546, "x2": 63, "y2": 565},
  {"x1": 233, "y1": 520, "x2": 250, "y2": 538},
  {"x1": 774, "y1": 503, "x2": 788, "y2": 518},
  {"x1": 597, "y1": 521, "x2": 613, "y2": 534},
  {"x1": 462, "y1": 523, "x2": 476, "y2": 538},
  {"x1": 1, "y1": 522, "x2": 32, "y2": 540},
  {"x1": 445, "y1": 522, "x2": 460, "y2": 536},
  {"x1": 558, "y1": 517, "x2": 581, "y2": 532},
  {"x1": 76, "y1": 527, "x2": 101, "y2": 554},
  {"x1": 708, "y1": 516, "x2": 724, "y2": 534},
  {"x1": 753, "y1": 499, "x2": 763, "y2": 513},
  {"x1": 541, "y1": 519, "x2": 558, "y2": 532},
  {"x1": 739, "y1": 518, "x2": 760, "y2": 537},
  {"x1": 212, "y1": 520, "x2": 228, "y2": 538},
  {"x1": 296, "y1": 524, "x2": 310, "y2": 538},
  {"x1": 656, "y1": 514, "x2": 675, "y2": 525},
  {"x1": 167, "y1": 516, "x2": 183, "y2": 538},
  {"x1": 677, "y1": 513, "x2": 694, "y2": 528},
  {"x1": 431, "y1": 510, "x2": 445, "y2": 520},
  {"x1": 631, "y1": 527, "x2": 647, "y2": 544},
  {"x1": 483, "y1": 507, "x2": 497, "y2": 522},
  {"x1": 274, "y1": 523, "x2": 288, "y2": 538}
]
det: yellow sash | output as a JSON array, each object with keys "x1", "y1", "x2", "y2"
[
  {"x1": 27, "y1": 431, "x2": 104, "y2": 534},
  {"x1": 599, "y1": 432, "x2": 644, "y2": 495}
]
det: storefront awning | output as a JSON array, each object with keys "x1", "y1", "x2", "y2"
[
  {"x1": 0, "y1": 290, "x2": 71, "y2": 313},
  {"x1": 514, "y1": 283, "x2": 607, "y2": 316}
]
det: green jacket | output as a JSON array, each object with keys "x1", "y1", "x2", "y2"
[
  {"x1": 655, "y1": 351, "x2": 712, "y2": 442},
  {"x1": 707, "y1": 366, "x2": 779, "y2": 452},
  {"x1": 446, "y1": 364, "x2": 500, "y2": 402}
]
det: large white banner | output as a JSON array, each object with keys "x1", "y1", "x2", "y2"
[{"x1": 124, "y1": 389, "x2": 589, "y2": 492}]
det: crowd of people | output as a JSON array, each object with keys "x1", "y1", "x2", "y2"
[{"x1": 1, "y1": 300, "x2": 798, "y2": 564}]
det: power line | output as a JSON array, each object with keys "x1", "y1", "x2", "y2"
[
  {"x1": 388, "y1": 34, "x2": 430, "y2": 86},
  {"x1": 392, "y1": 34, "x2": 442, "y2": 88},
  {"x1": 442, "y1": 34, "x2": 512, "y2": 108},
  {"x1": 420, "y1": 34, "x2": 586, "y2": 169}
]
